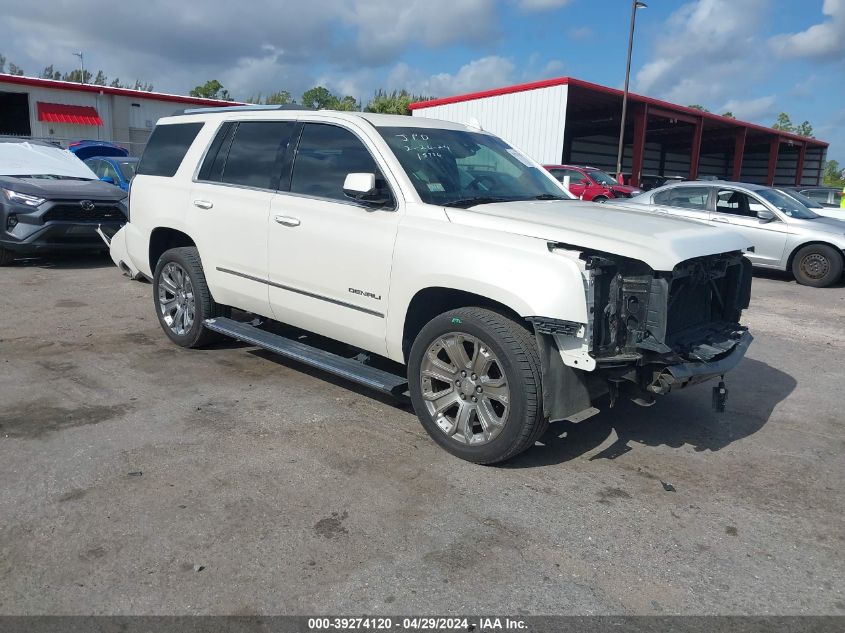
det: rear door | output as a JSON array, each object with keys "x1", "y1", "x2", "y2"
[
  {"x1": 652, "y1": 185, "x2": 712, "y2": 223},
  {"x1": 709, "y1": 187, "x2": 788, "y2": 266},
  {"x1": 189, "y1": 119, "x2": 297, "y2": 317}
]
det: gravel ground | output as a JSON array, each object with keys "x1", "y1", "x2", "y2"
[{"x1": 0, "y1": 254, "x2": 842, "y2": 615}]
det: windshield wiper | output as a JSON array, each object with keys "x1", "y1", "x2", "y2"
[
  {"x1": 443, "y1": 197, "x2": 513, "y2": 209},
  {"x1": 527, "y1": 194, "x2": 569, "y2": 201}
]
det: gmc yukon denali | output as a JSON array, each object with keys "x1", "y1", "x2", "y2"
[{"x1": 107, "y1": 107, "x2": 754, "y2": 464}]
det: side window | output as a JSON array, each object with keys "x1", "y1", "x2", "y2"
[
  {"x1": 102, "y1": 162, "x2": 120, "y2": 182},
  {"x1": 197, "y1": 122, "x2": 235, "y2": 182},
  {"x1": 833, "y1": 191, "x2": 842, "y2": 206},
  {"x1": 86, "y1": 159, "x2": 103, "y2": 177},
  {"x1": 137, "y1": 122, "x2": 203, "y2": 177},
  {"x1": 220, "y1": 121, "x2": 296, "y2": 190},
  {"x1": 654, "y1": 186, "x2": 709, "y2": 209},
  {"x1": 290, "y1": 123, "x2": 389, "y2": 203},
  {"x1": 802, "y1": 189, "x2": 829, "y2": 203},
  {"x1": 715, "y1": 189, "x2": 761, "y2": 217}
]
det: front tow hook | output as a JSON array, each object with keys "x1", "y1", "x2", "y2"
[{"x1": 712, "y1": 377, "x2": 728, "y2": 413}]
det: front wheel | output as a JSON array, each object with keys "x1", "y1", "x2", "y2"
[
  {"x1": 592, "y1": 196, "x2": 608, "y2": 203},
  {"x1": 152, "y1": 247, "x2": 229, "y2": 347},
  {"x1": 791, "y1": 244, "x2": 843, "y2": 288},
  {"x1": 408, "y1": 307, "x2": 546, "y2": 464}
]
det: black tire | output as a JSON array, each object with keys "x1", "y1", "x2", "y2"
[
  {"x1": 408, "y1": 307, "x2": 546, "y2": 464},
  {"x1": 592, "y1": 196, "x2": 608, "y2": 203},
  {"x1": 0, "y1": 247, "x2": 15, "y2": 266},
  {"x1": 152, "y1": 246, "x2": 229, "y2": 348},
  {"x1": 791, "y1": 243, "x2": 843, "y2": 288}
]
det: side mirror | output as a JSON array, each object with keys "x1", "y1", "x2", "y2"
[
  {"x1": 100, "y1": 176, "x2": 115, "y2": 185},
  {"x1": 756, "y1": 209, "x2": 775, "y2": 222},
  {"x1": 343, "y1": 173, "x2": 389, "y2": 206}
]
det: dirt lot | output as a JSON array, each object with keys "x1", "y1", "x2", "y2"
[{"x1": 0, "y1": 255, "x2": 843, "y2": 615}]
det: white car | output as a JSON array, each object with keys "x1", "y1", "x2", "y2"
[
  {"x1": 625, "y1": 181, "x2": 845, "y2": 288},
  {"x1": 108, "y1": 107, "x2": 754, "y2": 464}
]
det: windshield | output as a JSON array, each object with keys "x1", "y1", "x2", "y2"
[
  {"x1": 585, "y1": 169, "x2": 619, "y2": 186},
  {"x1": 377, "y1": 126, "x2": 570, "y2": 207},
  {"x1": 777, "y1": 188, "x2": 823, "y2": 209},
  {"x1": 118, "y1": 161, "x2": 137, "y2": 180},
  {"x1": 757, "y1": 188, "x2": 819, "y2": 219}
]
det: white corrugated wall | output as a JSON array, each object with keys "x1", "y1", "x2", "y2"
[{"x1": 411, "y1": 84, "x2": 568, "y2": 165}]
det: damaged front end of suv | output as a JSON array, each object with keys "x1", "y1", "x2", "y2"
[{"x1": 531, "y1": 246, "x2": 753, "y2": 423}]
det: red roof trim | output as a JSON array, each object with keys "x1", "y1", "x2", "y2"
[
  {"x1": 0, "y1": 73, "x2": 242, "y2": 107},
  {"x1": 410, "y1": 76, "x2": 828, "y2": 148},
  {"x1": 37, "y1": 102, "x2": 104, "y2": 126}
]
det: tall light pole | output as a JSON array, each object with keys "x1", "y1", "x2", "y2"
[
  {"x1": 73, "y1": 51, "x2": 85, "y2": 83},
  {"x1": 615, "y1": 0, "x2": 647, "y2": 183}
]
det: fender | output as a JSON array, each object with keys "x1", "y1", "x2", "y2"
[{"x1": 385, "y1": 215, "x2": 590, "y2": 363}]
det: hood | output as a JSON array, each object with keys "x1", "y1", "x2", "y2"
[
  {"x1": 444, "y1": 200, "x2": 751, "y2": 272},
  {"x1": 0, "y1": 141, "x2": 98, "y2": 179},
  {"x1": 0, "y1": 175, "x2": 126, "y2": 201},
  {"x1": 802, "y1": 215, "x2": 845, "y2": 234}
]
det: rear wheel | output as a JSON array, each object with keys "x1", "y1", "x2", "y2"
[
  {"x1": 791, "y1": 244, "x2": 843, "y2": 288},
  {"x1": 0, "y1": 247, "x2": 15, "y2": 266},
  {"x1": 152, "y1": 247, "x2": 229, "y2": 347},
  {"x1": 592, "y1": 196, "x2": 608, "y2": 203},
  {"x1": 408, "y1": 307, "x2": 546, "y2": 464}
]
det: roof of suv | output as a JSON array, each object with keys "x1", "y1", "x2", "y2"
[{"x1": 158, "y1": 107, "x2": 476, "y2": 132}]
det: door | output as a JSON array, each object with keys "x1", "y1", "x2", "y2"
[
  {"x1": 709, "y1": 188, "x2": 789, "y2": 267},
  {"x1": 267, "y1": 122, "x2": 401, "y2": 356},
  {"x1": 652, "y1": 185, "x2": 712, "y2": 223},
  {"x1": 550, "y1": 168, "x2": 589, "y2": 199},
  {"x1": 189, "y1": 119, "x2": 297, "y2": 317}
]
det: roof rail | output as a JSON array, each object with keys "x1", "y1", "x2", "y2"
[{"x1": 173, "y1": 104, "x2": 315, "y2": 116}]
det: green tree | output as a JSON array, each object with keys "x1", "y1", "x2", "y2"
[
  {"x1": 0, "y1": 54, "x2": 5, "y2": 73},
  {"x1": 720, "y1": 111, "x2": 735, "y2": 118},
  {"x1": 265, "y1": 90, "x2": 293, "y2": 105},
  {"x1": 687, "y1": 104, "x2": 710, "y2": 112},
  {"x1": 334, "y1": 95, "x2": 360, "y2": 111},
  {"x1": 190, "y1": 79, "x2": 231, "y2": 100},
  {"x1": 41, "y1": 65, "x2": 61, "y2": 80},
  {"x1": 823, "y1": 160, "x2": 844, "y2": 187},
  {"x1": 301, "y1": 86, "x2": 337, "y2": 109},
  {"x1": 8, "y1": 63, "x2": 24, "y2": 76},
  {"x1": 364, "y1": 89, "x2": 428, "y2": 116},
  {"x1": 794, "y1": 120, "x2": 814, "y2": 137},
  {"x1": 93, "y1": 70, "x2": 107, "y2": 86},
  {"x1": 772, "y1": 112, "x2": 814, "y2": 137},
  {"x1": 63, "y1": 69, "x2": 92, "y2": 83}
]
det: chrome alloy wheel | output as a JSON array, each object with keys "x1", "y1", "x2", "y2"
[
  {"x1": 420, "y1": 333, "x2": 510, "y2": 446},
  {"x1": 157, "y1": 262, "x2": 196, "y2": 336},
  {"x1": 799, "y1": 253, "x2": 830, "y2": 281}
]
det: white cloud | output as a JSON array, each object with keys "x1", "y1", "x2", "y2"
[
  {"x1": 568, "y1": 26, "x2": 594, "y2": 41},
  {"x1": 718, "y1": 96, "x2": 777, "y2": 121},
  {"x1": 634, "y1": 0, "x2": 769, "y2": 105},
  {"x1": 770, "y1": 0, "x2": 845, "y2": 62},
  {"x1": 516, "y1": 0, "x2": 573, "y2": 10}
]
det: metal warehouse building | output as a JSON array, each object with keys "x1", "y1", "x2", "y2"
[
  {"x1": 410, "y1": 77, "x2": 829, "y2": 188},
  {"x1": 0, "y1": 74, "x2": 236, "y2": 155}
]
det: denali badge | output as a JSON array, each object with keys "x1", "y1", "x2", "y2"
[
  {"x1": 349, "y1": 287, "x2": 381, "y2": 300},
  {"x1": 80, "y1": 200, "x2": 95, "y2": 211}
]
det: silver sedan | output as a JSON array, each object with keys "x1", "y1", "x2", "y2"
[{"x1": 625, "y1": 181, "x2": 845, "y2": 287}]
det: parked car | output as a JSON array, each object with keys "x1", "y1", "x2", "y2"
[
  {"x1": 544, "y1": 165, "x2": 643, "y2": 201},
  {"x1": 777, "y1": 188, "x2": 845, "y2": 222},
  {"x1": 84, "y1": 156, "x2": 139, "y2": 191},
  {"x1": 67, "y1": 140, "x2": 129, "y2": 160},
  {"x1": 0, "y1": 138, "x2": 127, "y2": 265},
  {"x1": 626, "y1": 181, "x2": 845, "y2": 287},
  {"x1": 109, "y1": 108, "x2": 753, "y2": 464},
  {"x1": 781, "y1": 186, "x2": 845, "y2": 220},
  {"x1": 791, "y1": 186, "x2": 843, "y2": 210}
]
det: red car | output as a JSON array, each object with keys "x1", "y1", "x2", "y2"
[{"x1": 544, "y1": 165, "x2": 643, "y2": 202}]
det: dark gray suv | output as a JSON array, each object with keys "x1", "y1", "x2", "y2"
[{"x1": 0, "y1": 138, "x2": 127, "y2": 265}]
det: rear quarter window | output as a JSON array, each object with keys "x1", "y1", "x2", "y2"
[{"x1": 137, "y1": 122, "x2": 203, "y2": 177}]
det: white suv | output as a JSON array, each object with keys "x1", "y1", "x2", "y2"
[{"x1": 109, "y1": 106, "x2": 754, "y2": 464}]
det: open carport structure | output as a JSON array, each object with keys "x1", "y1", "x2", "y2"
[{"x1": 409, "y1": 77, "x2": 829, "y2": 188}]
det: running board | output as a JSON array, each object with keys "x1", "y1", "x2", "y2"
[{"x1": 203, "y1": 317, "x2": 409, "y2": 396}]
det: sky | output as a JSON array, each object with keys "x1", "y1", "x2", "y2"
[{"x1": 1, "y1": 0, "x2": 844, "y2": 161}]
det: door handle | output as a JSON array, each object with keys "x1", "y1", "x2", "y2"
[
  {"x1": 274, "y1": 215, "x2": 300, "y2": 227},
  {"x1": 193, "y1": 199, "x2": 213, "y2": 210}
]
